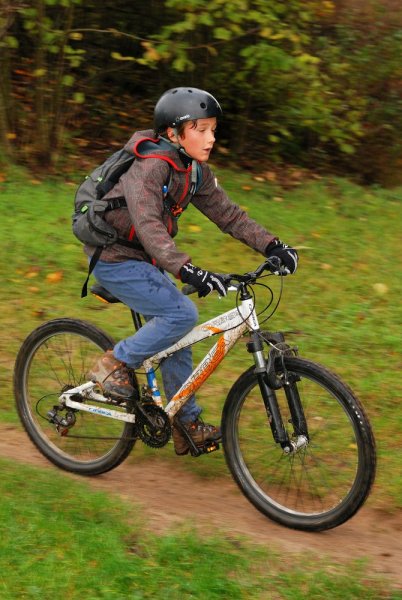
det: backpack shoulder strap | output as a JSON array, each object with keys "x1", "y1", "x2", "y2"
[
  {"x1": 133, "y1": 137, "x2": 191, "y2": 173},
  {"x1": 81, "y1": 246, "x2": 102, "y2": 298}
]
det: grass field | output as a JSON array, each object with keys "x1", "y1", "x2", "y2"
[
  {"x1": 1, "y1": 166, "x2": 400, "y2": 500},
  {"x1": 0, "y1": 165, "x2": 401, "y2": 597},
  {"x1": 0, "y1": 457, "x2": 400, "y2": 600}
]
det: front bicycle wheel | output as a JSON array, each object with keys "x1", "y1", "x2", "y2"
[
  {"x1": 14, "y1": 318, "x2": 137, "y2": 475},
  {"x1": 222, "y1": 357, "x2": 376, "y2": 531}
]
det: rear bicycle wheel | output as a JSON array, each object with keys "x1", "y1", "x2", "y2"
[
  {"x1": 222, "y1": 357, "x2": 376, "y2": 531},
  {"x1": 14, "y1": 318, "x2": 137, "y2": 475}
]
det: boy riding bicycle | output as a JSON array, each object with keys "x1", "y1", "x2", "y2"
[{"x1": 86, "y1": 87, "x2": 298, "y2": 455}]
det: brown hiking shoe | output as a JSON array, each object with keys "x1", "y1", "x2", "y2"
[
  {"x1": 172, "y1": 418, "x2": 222, "y2": 455},
  {"x1": 88, "y1": 350, "x2": 134, "y2": 398}
]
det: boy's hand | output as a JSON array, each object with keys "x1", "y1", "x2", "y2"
[
  {"x1": 265, "y1": 240, "x2": 298, "y2": 275},
  {"x1": 180, "y1": 263, "x2": 227, "y2": 297}
]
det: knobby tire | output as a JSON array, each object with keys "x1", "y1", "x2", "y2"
[{"x1": 222, "y1": 356, "x2": 376, "y2": 531}]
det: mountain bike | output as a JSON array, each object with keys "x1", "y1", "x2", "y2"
[{"x1": 13, "y1": 258, "x2": 376, "y2": 532}]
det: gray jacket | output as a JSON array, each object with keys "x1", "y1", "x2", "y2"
[{"x1": 85, "y1": 130, "x2": 276, "y2": 277}]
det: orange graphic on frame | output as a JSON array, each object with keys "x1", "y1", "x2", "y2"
[
  {"x1": 173, "y1": 336, "x2": 226, "y2": 401},
  {"x1": 203, "y1": 325, "x2": 223, "y2": 334}
]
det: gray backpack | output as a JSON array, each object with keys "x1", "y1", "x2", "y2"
[
  {"x1": 72, "y1": 147, "x2": 136, "y2": 248},
  {"x1": 72, "y1": 147, "x2": 145, "y2": 297},
  {"x1": 72, "y1": 137, "x2": 196, "y2": 297}
]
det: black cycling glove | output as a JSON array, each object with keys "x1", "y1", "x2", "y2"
[
  {"x1": 265, "y1": 239, "x2": 298, "y2": 275},
  {"x1": 180, "y1": 263, "x2": 227, "y2": 297}
]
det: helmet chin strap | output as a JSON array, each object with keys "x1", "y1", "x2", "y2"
[
  {"x1": 177, "y1": 148, "x2": 198, "y2": 194},
  {"x1": 161, "y1": 131, "x2": 198, "y2": 195}
]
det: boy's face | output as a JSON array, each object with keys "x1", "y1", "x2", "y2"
[{"x1": 169, "y1": 117, "x2": 217, "y2": 162}]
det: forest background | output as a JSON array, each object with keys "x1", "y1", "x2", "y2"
[
  {"x1": 1, "y1": 0, "x2": 402, "y2": 186},
  {"x1": 1, "y1": 2, "x2": 402, "y2": 596}
]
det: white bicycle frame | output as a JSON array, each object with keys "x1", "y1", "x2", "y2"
[{"x1": 60, "y1": 291, "x2": 263, "y2": 423}]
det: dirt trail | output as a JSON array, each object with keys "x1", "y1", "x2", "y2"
[{"x1": 1, "y1": 423, "x2": 401, "y2": 589}]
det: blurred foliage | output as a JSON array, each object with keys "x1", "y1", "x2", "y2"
[{"x1": 0, "y1": 0, "x2": 402, "y2": 183}]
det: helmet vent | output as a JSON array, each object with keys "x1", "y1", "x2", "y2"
[{"x1": 200, "y1": 102, "x2": 206, "y2": 109}]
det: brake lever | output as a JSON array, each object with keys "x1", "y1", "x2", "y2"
[
  {"x1": 181, "y1": 260, "x2": 283, "y2": 296},
  {"x1": 264, "y1": 256, "x2": 282, "y2": 274}
]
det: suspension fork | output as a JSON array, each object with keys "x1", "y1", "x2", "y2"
[
  {"x1": 265, "y1": 342, "x2": 309, "y2": 440},
  {"x1": 283, "y1": 373, "x2": 309, "y2": 439},
  {"x1": 248, "y1": 331, "x2": 291, "y2": 449}
]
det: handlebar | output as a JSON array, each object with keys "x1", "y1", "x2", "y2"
[{"x1": 182, "y1": 257, "x2": 283, "y2": 296}]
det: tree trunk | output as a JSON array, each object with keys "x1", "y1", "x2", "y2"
[
  {"x1": 34, "y1": 0, "x2": 50, "y2": 165},
  {"x1": 0, "y1": 93, "x2": 12, "y2": 161},
  {"x1": 49, "y1": 2, "x2": 75, "y2": 162},
  {"x1": 0, "y1": 1, "x2": 17, "y2": 159}
]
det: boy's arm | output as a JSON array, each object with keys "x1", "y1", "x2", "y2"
[{"x1": 191, "y1": 166, "x2": 276, "y2": 254}]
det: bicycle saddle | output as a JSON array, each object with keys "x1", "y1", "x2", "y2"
[{"x1": 90, "y1": 282, "x2": 121, "y2": 304}]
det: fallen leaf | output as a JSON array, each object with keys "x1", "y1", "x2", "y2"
[
  {"x1": 46, "y1": 271, "x2": 64, "y2": 283},
  {"x1": 25, "y1": 267, "x2": 40, "y2": 279},
  {"x1": 188, "y1": 225, "x2": 201, "y2": 233},
  {"x1": 290, "y1": 169, "x2": 303, "y2": 179},
  {"x1": 241, "y1": 185, "x2": 253, "y2": 191},
  {"x1": 321, "y1": 263, "x2": 332, "y2": 270},
  {"x1": 373, "y1": 283, "x2": 388, "y2": 295}
]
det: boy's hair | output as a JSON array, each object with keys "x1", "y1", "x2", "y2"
[{"x1": 159, "y1": 120, "x2": 197, "y2": 140}]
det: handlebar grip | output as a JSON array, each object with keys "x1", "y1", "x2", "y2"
[
  {"x1": 182, "y1": 273, "x2": 230, "y2": 296},
  {"x1": 266, "y1": 256, "x2": 282, "y2": 273}
]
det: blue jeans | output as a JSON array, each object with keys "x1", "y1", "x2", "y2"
[{"x1": 92, "y1": 259, "x2": 202, "y2": 423}]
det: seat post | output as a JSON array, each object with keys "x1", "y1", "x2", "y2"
[{"x1": 131, "y1": 310, "x2": 143, "y2": 331}]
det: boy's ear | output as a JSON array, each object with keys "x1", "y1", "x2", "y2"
[{"x1": 166, "y1": 127, "x2": 178, "y2": 143}]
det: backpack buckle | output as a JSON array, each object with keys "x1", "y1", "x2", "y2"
[{"x1": 170, "y1": 204, "x2": 184, "y2": 218}]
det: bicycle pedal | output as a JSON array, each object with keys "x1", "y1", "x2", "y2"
[{"x1": 190, "y1": 441, "x2": 220, "y2": 457}]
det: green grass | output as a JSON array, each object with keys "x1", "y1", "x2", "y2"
[
  {"x1": 1, "y1": 166, "x2": 402, "y2": 597},
  {"x1": 0, "y1": 457, "x2": 399, "y2": 600},
  {"x1": 1, "y1": 166, "x2": 401, "y2": 506}
]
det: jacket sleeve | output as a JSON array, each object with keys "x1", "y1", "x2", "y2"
[
  {"x1": 191, "y1": 165, "x2": 276, "y2": 253},
  {"x1": 121, "y1": 157, "x2": 191, "y2": 276}
]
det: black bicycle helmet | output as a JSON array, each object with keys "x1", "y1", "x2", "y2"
[{"x1": 154, "y1": 87, "x2": 222, "y2": 134}]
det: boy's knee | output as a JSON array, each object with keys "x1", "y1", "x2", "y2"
[{"x1": 180, "y1": 297, "x2": 198, "y2": 329}]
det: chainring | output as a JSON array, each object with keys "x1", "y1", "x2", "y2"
[{"x1": 136, "y1": 403, "x2": 171, "y2": 448}]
